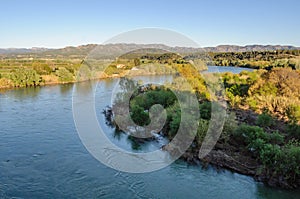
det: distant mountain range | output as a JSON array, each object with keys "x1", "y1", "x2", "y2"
[
  {"x1": 0, "y1": 47, "x2": 49, "y2": 54},
  {"x1": 0, "y1": 44, "x2": 299, "y2": 57},
  {"x1": 204, "y1": 45, "x2": 299, "y2": 52}
]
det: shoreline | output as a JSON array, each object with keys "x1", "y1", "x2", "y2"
[
  {"x1": 0, "y1": 64, "x2": 251, "y2": 92},
  {"x1": 3, "y1": 71, "x2": 299, "y2": 190},
  {"x1": 177, "y1": 107, "x2": 300, "y2": 190},
  {"x1": 180, "y1": 148, "x2": 299, "y2": 190},
  {"x1": 103, "y1": 105, "x2": 300, "y2": 190},
  {"x1": 0, "y1": 70, "x2": 178, "y2": 92}
]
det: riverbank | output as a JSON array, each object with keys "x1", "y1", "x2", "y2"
[
  {"x1": 104, "y1": 102, "x2": 299, "y2": 190},
  {"x1": 2, "y1": 73, "x2": 299, "y2": 198},
  {"x1": 181, "y1": 145, "x2": 300, "y2": 189},
  {"x1": 102, "y1": 70, "x2": 300, "y2": 190},
  {"x1": 177, "y1": 108, "x2": 300, "y2": 189},
  {"x1": 2, "y1": 79, "x2": 299, "y2": 198},
  {"x1": 0, "y1": 65, "x2": 253, "y2": 92},
  {"x1": 0, "y1": 63, "x2": 180, "y2": 91},
  {"x1": 2, "y1": 66, "x2": 299, "y2": 190},
  {"x1": 180, "y1": 147, "x2": 297, "y2": 189}
]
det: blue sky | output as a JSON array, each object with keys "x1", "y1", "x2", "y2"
[{"x1": 1, "y1": 0, "x2": 300, "y2": 48}]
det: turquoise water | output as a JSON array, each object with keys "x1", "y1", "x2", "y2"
[{"x1": 0, "y1": 74, "x2": 299, "y2": 198}]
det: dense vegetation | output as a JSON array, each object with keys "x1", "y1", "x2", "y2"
[
  {"x1": 220, "y1": 68, "x2": 300, "y2": 187},
  {"x1": 0, "y1": 50, "x2": 210, "y2": 100},
  {"x1": 0, "y1": 59, "x2": 82, "y2": 88},
  {"x1": 1, "y1": 48, "x2": 300, "y2": 89},
  {"x1": 208, "y1": 49, "x2": 300, "y2": 69},
  {"x1": 107, "y1": 66, "x2": 300, "y2": 188},
  {"x1": 223, "y1": 68, "x2": 300, "y2": 123}
]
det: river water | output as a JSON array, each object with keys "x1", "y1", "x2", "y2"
[
  {"x1": 203, "y1": 66, "x2": 254, "y2": 74},
  {"x1": 0, "y1": 67, "x2": 299, "y2": 198}
]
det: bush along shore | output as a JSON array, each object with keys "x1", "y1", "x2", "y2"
[
  {"x1": 0, "y1": 51, "x2": 208, "y2": 90},
  {"x1": 105, "y1": 68, "x2": 300, "y2": 189}
]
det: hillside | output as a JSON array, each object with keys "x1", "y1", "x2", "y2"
[{"x1": 0, "y1": 44, "x2": 299, "y2": 58}]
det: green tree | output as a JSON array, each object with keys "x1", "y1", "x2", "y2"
[
  {"x1": 256, "y1": 113, "x2": 274, "y2": 127},
  {"x1": 55, "y1": 67, "x2": 74, "y2": 82},
  {"x1": 9, "y1": 68, "x2": 42, "y2": 87},
  {"x1": 199, "y1": 101, "x2": 211, "y2": 120},
  {"x1": 130, "y1": 105, "x2": 150, "y2": 126}
]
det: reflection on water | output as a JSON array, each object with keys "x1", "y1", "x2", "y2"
[
  {"x1": 59, "y1": 83, "x2": 74, "y2": 95},
  {"x1": 0, "y1": 75, "x2": 299, "y2": 198},
  {"x1": 6, "y1": 86, "x2": 41, "y2": 100}
]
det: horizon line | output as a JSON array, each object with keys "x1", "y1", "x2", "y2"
[{"x1": 1, "y1": 43, "x2": 300, "y2": 50}]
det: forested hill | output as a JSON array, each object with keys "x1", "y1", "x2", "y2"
[
  {"x1": 204, "y1": 45, "x2": 299, "y2": 52},
  {"x1": 0, "y1": 44, "x2": 299, "y2": 58}
]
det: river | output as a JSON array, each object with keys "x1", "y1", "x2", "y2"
[
  {"x1": 204, "y1": 66, "x2": 254, "y2": 74},
  {"x1": 0, "y1": 66, "x2": 299, "y2": 198}
]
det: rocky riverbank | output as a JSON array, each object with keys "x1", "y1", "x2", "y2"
[
  {"x1": 179, "y1": 145, "x2": 299, "y2": 189},
  {"x1": 177, "y1": 109, "x2": 300, "y2": 189},
  {"x1": 103, "y1": 103, "x2": 299, "y2": 190}
]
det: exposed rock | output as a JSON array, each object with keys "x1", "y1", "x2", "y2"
[{"x1": 198, "y1": 150, "x2": 257, "y2": 176}]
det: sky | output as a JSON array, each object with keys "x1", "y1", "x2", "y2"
[{"x1": 1, "y1": 0, "x2": 300, "y2": 48}]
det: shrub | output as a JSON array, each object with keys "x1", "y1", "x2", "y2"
[
  {"x1": 278, "y1": 140, "x2": 300, "y2": 181},
  {"x1": 199, "y1": 101, "x2": 211, "y2": 120},
  {"x1": 9, "y1": 68, "x2": 42, "y2": 87},
  {"x1": 269, "y1": 130, "x2": 284, "y2": 145},
  {"x1": 249, "y1": 138, "x2": 267, "y2": 152},
  {"x1": 221, "y1": 112, "x2": 238, "y2": 142},
  {"x1": 0, "y1": 78, "x2": 14, "y2": 88},
  {"x1": 286, "y1": 104, "x2": 300, "y2": 124},
  {"x1": 169, "y1": 110, "x2": 181, "y2": 137},
  {"x1": 259, "y1": 143, "x2": 282, "y2": 168},
  {"x1": 256, "y1": 113, "x2": 274, "y2": 127},
  {"x1": 55, "y1": 67, "x2": 74, "y2": 82},
  {"x1": 130, "y1": 105, "x2": 150, "y2": 126},
  {"x1": 287, "y1": 124, "x2": 300, "y2": 140},
  {"x1": 196, "y1": 119, "x2": 209, "y2": 144},
  {"x1": 235, "y1": 124, "x2": 269, "y2": 144},
  {"x1": 165, "y1": 103, "x2": 181, "y2": 138},
  {"x1": 246, "y1": 97, "x2": 258, "y2": 110},
  {"x1": 33, "y1": 63, "x2": 52, "y2": 75}
]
